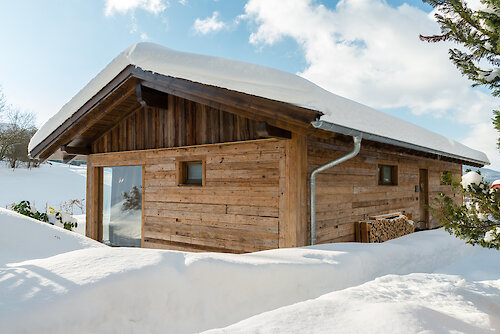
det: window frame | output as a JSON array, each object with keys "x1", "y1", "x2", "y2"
[
  {"x1": 177, "y1": 160, "x2": 205, "y2": 186},
  {"x1": 378, "y1": 164, "x2": 398, "y2": 186}
]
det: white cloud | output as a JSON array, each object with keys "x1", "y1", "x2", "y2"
[
  {"x1": 130, "y1": 14, "x2": 138, "y2": 34},
  {"x1": 140, "y1": 32, "x2": 149, "y2": 40},
  {"x1": 243, "y1": 0, "x2": 499, "y2": 169},
  {"x1": 462, "y1": 122, "x2": 499, "y2": 168},
  {"x1": 193, "y1": 11, "x2": 227, "y2": 35},
  {"x1": 104, "y1": 0, "x2": 168, "y2": 16}
]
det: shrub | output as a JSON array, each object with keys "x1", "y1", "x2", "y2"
[
  {"x1": 60, "y1": 199, "x2": 85, "y2": 215},
  {"x1": 11, "y1": 200, "x2": 48, "y2": 222},
  {"x1": 11, "y1": 200, "x2": 78, "y2": 231},
  {"x1": 47, "y1": 206, "x2": 78, "y2": 231}
]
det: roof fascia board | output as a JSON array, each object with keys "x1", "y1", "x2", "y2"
[{"x1": 312, "y1": 120, "x2": 488, "y2": 167}]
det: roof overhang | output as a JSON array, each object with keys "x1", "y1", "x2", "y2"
[{"x1": 29, "y1": 66, "x2": 322, "y2": 161}]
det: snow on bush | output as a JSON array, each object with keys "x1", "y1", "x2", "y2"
[
  {"x1": 11, "y1": 200, "x2": 79, "y2": 231},
  {"x1": 47, "y1": 206, "x2": 78, "y2": 231},
  {"x1": 461, "y1": 171, "x2": 483, "y2": 189},
  {"x1": 484, "y1": 227, "x2": 500, "y2": 243}
]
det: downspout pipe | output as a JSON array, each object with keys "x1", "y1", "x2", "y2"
[{"x1": 310, "y1": 122, "x2": 362, "y2": 245}]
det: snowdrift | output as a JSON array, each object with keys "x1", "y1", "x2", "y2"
[
  {"x1": 1, "y1": 208, "x2": 499, "y2": 333},
  {"x1": 0, "y1": 208, "x2": 101, "y2": 265},
  {"x1": 206, "y1": 271, "x2": 500, "y2": 334}
]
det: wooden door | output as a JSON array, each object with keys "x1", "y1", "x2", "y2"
[{"x1": 419, "y1": 168, "x2": 429, "y2": 229}]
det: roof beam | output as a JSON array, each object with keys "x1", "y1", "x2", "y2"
[
  {"x1": 62, "y1": 153, "x2": 77, "y2": 164},
  {"x1": 61, "y1": 145, "x2": 91, "y2": 156},
  {"x1": 76, "y1": 84, "x2": 138, "y2": 139},
  {"x1": 255, "y1": 122, "x2": 292, "y2": 139}
]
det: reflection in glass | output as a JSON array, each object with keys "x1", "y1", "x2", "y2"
[{"x1": 102, "y1": 165, "x2": 142, "y2": 247}]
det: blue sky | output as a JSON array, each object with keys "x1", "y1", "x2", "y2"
[{"x1": 0, "y1": 0, "x2": 497, "y2": 168}]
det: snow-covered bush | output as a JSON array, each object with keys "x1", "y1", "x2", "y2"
[
  {"x1": 432, "y1": 170, "x2": 500, "y2": 249},
  {"x1": 47, "y1": 206, "x2": 78, "y2": 231},
  {"x1": 10, "y1": 200, "x2": 78, "y2": 231},
  {"x1": 461, "y1": 171, "x2": 483, "y2": 188},
  {"x1": 11, "y1": 200, "x2": 48, "y2": 223}
]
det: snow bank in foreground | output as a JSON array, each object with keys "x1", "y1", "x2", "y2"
[
  {"x1": 206, "y1": 258, "x2": 500, "y2": 333},
  {"x1": 1, "y1": 208, "x2": 498, "y2": 333}
]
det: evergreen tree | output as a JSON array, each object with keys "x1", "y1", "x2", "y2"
[
  {"x1": 421, "y1": 0, "x2": 500, "y2": 147},
  {"x1": 432, "y1": 171, "x2": 500, "y2": 249}
]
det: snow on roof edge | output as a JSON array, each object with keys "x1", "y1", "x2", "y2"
[
  {"x1": 29, "y1": 42, "x2": 489, "y2": 165},
  {"x1": 314, "y1": 120, "x2": 489, "y2": 166}
]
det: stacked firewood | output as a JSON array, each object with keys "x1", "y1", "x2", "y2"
[{"x1": 357, "y1": 212, "x2": 415, "y2": 243}]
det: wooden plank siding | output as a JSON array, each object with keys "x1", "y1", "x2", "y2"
[
  {"x1": 87, "y1": 139, "x2": 286, "y2": 253},
  {"x1": 307, "y1": 136, "x2": 462, "y2": 244},
  {"x1": 91, "y1": 95, "x2": 259, "y2": 154}
]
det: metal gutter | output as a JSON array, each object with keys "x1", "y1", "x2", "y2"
[
  {"x1": 310, "y1": 134, "x2": 362, "y2": 245},
  {"x1": 312, "y1": 120, "x2": 488, "y2": 167}
]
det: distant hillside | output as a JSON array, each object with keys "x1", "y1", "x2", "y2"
[{"x1": 463, "y1": 166, "x2": 500, "y2": 184}]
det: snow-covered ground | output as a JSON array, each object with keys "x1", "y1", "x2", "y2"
[
  {"x1": 1, "y1": 208, "x2": 498, "y2": 333},
  {"x1": 0, "y1": 161, "x2": 86, "y2": 210},
  {"x1": 0, "y1": 162, "x2": 86, "y2": 234}
]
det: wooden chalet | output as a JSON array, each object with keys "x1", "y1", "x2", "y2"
[{"x1": 29, "y1": 43, "x2": 489, "y2": 253}]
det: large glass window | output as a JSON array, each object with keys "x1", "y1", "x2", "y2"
[{"x1": 102, "y1": 165, "x2": 142, "y2": 247}]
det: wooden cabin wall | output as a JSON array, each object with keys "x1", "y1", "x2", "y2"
[
  {"x1": 87, "y1": 139, "x2": 286, "y2": 253},
  {"x1": 91, "y1": 95, "x2": 259, "y2": 154},
  {"x1": 308, "y1": 136, "x2": 462, "y2": 244}
]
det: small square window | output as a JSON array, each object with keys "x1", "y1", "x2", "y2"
[
  {"x1": 378, "y1": 165, "x2": 397, "y2": 185},
  {"x1": 179, "y1": 161, "x2": 203, "y2": 186}
]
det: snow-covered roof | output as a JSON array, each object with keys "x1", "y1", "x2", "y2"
[{"x1": 29, "y1": 42, "x2": 489, "y2": 165}]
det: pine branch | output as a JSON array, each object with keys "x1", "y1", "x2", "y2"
[{"x1": 419, "y1": 33, "x2": 450, "y2": 42}]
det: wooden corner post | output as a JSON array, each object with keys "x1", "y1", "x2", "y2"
[
  {"x1": 86, "y1": 157, "x2": 102, "y2": 241},
  {"x1": 279, "y1": 133, "x2": 308, "y2": 248}
]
